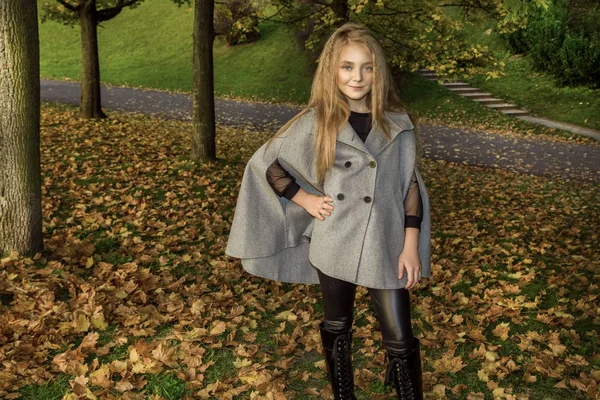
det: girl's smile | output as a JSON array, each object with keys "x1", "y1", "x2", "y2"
[{"x1": 337, "y1": 43, "x2": 373, "y2": 112}]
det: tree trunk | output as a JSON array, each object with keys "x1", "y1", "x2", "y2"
[
  {"x1": 330, "y1": 0, "x2": 349, "y2": 22},
  {"x1": 192, "y1": 0, "x2": 216, "y2": 160},
  {"x1": 0, "y1": 0, "x2": 44, "y2": 256},
  {"x1": 79, "y1": 0, "x2": 106, "y2": 119}
]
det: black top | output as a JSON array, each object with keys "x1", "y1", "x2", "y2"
[{"x1": 266, "y1": 111, "x2": 423, "y2": 229}]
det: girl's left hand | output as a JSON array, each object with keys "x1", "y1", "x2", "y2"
[{"x1": 398, "y1": 250, "x2": 422, "y2": 290}]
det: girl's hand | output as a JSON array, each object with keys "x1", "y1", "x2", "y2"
[
  {"x1": 398, "y1": 249, "x2": 421, "y2": 290},
  {"x1": 291, "y1": 189, "x2": 334, "y2": 221}
]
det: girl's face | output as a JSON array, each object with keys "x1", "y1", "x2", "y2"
[{"x1": 336, "y1": 43, "x2": 373, "y2": 112}]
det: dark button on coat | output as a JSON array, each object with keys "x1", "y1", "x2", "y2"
[{"x1": 225, "y1": 108, "x2": 431, "y2": 289}]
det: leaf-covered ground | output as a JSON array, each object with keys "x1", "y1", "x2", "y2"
[{"x1": 0, "y1": 104, "x2": 598, "y2": 399}]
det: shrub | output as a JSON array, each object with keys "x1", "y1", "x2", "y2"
[
  {"x1": 504, "y1": 0, "x2": 600, "y2": 87},
  {"x1": 214, "y1": 0, "x2": 260, "y2": 46}
]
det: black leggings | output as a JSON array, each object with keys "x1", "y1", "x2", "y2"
[{"x1": 317, "y1": 268, "x2": 415, "y2": 356}]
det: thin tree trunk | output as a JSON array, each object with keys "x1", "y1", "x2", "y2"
[
  {"x1": 192, "y1": 0, "x2": 216, "y2": 160},
  {"x1": 79, "y1": 0, "x2": 106, "y2": 119},
  {"x1": 330, "y1": 0, "x2": 349, "y2": 21},
  {"x1": 0, "y1": 0, "x2": 44, "y2": 256}
]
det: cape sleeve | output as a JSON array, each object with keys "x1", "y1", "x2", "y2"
[
  {"x1": 225, "y1": 110, "x2": 319, "y2": 261},
  {"x1": 225, "y1": 137, "x2": 289, "y2": 259}
]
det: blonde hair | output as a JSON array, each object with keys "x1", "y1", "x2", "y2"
[{"x1": 272, "y1": 22, "x2": 410, "y2": 186}]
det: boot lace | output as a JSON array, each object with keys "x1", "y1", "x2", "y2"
[
  {"x1": 334, "y1": 334, "x2": 354, "y2": 399},
  {"x1": 385, "y1": 357, "x2": 415, "y2": 400}
]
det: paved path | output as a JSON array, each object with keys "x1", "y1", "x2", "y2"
[{"x1": 41, "y1": 79, "x2": 600, "y2": 183}]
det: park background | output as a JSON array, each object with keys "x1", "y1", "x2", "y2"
[{"x1": 1, "y1": 0, "x2": 599, "y2": 399}]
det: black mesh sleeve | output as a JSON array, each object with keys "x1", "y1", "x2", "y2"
[
  {"x1": 266, "y1": 159, "x2": 301, "y2": 200},
  {"x1": 404, "y1": 172, "x2": 423, "y2": 229}
]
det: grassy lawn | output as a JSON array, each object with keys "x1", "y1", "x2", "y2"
[
  {"x1": 39, "y1": 0, "x2": 599, "y2": 135},
  {"x1": 446, "y1": 9, "x2": 600, "y2": 132},
  {"x1": 0, "y1": 104, "x2": 598, "y2": 399},
  {"x1": 464, "y1": 55, "x2": 600, "y2": 132},
  {"x1": 38, "y1": 0, "x2": 312, "y2": 104},
  {"x1": 402, "y1": 74, "x2": 598, "y2": 145}
]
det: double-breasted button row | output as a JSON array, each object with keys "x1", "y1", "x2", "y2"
[
  {"x1": 343, "y1": 160, "x2": 376, "y2": 168},
  {"x1": 336, "y1": 193, "x2": 372, "y2": 203}
]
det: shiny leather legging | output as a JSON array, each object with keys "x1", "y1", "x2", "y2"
[{"x1": 317, "y1": 268, "x2": 415, "y2": 356}]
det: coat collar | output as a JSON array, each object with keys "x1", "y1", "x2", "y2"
[{"x1": 336, "y1": 111, "x2": 414, "y2": 157}]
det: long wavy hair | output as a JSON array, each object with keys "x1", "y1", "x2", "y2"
[{"x1": 272, "y1": 22, "x2": 411, "y2": 186}]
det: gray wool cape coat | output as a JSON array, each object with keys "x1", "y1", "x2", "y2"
[{"x1": 225, "y1": 108, "x2": 431, "y2": 290}]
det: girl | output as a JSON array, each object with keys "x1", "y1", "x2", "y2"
[{"x1": 226, "y1": 22, "x2": 431, "y2": 400}]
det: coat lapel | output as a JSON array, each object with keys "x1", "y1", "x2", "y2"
[
  {"x1": 336, "y1": 120, "x2": 371, "y2": 155},
  {"x1": 365, "y1": 112, "x2": 414, "y2": 157},
  {"x1": 335, "y1": 112, "x2": 415, "y2": 157}
]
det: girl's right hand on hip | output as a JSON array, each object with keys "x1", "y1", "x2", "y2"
[{"x1": 291, "y1": 190, "x2": 334, "y2": 221}]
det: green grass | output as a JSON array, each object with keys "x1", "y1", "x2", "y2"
[
  {"x1": 19, "y1": 374, "x2": 70, "y2": 400},
  {"x1": 144, "y1": 373, "x2": 189, "y2": 400},
  {"x1": 449, "y1": 8, "x2": 600, "y2": 131},
  {"x1": 465, "y1": 55, "x2": 600, "y2": 131},
  {"x1": 38, "y1": 0, "x2": 312, "y2": 104},
  {"x1": 401, "y1": 74, "x2": 589, "y2": 141}
]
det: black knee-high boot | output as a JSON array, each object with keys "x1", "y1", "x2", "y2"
[
  {"x1": 383, "y1": 337, "x2": 423, "y2": 400},
  {"x1": 319, "y1": 322, "x2": 357, "y2": 400}
]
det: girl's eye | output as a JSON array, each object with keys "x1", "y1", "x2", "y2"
[
  {"x1": 343, "y1": 65, "x2": 352, "y2": 70},
  {"x1": 364, "y1": 66, "x2": 373, "y2": 71}
]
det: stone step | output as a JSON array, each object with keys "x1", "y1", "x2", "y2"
[
  {"x1": 500, "y1": 109, "x2": 529, "y2": 116},
  {"x1": 486, "y1": 103, "x2": 520, "y2": 110},
  {"x1": 473, "y1": 98, "x2": 505, "y2": 105},
  {"x1": 460, "y1": 92, "x2": 494, "y2": 99},
  {"x1": 441, "y1": 82, "x2": 471, "y2": 88},
  {"x1": 429, "y1": 75, "x2": 532, "y2": 119},
  {"x1": 447, "y1": 87, "x2": 481, "y2": 93}
]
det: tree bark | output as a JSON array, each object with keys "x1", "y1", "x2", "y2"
[
  {"x1": 192, "y1": 0, "x2": 216, "y2": 160},
  {"x1": 79, "y1": 0, "x2": 106, "y2": 118},
  {"x1": 0, "y1": 0, "x2": 44, "y2": 256},
  {"x1": 330, "y1": 0, "x2": 349, "y2": 22}
]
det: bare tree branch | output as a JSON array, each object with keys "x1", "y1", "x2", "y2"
[
  {"x1": 56, "y1": 0, "x2": 79, "y2": 11},
  {"x1": 353, "y1": 11, "x2": 414, "y2": 51},
  {"x1": 256, "y1": 5, "x2": 287, "y2": 22},
  {"x1": 97, "y1": 0, "x2": 140, "y2": 22},
  {"x1": 258, "y1": 5, "x2": 329, "y2": 24}
]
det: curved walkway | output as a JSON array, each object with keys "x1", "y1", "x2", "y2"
[{"x1": 41, "y1": 79, "x2": 600, "y2": 183}]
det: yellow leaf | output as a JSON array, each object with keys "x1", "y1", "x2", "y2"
[
  {"x1": 74, "y1": 312, "x2": 90, "y2": 333},
  {"x1": 91, "y1": 312, "x2": 108, "y2": 331},
  {"x1": 492, "y1": 322, "x2": 510, "y2": 341},
  {"x1": 115, "y1": 380, "x2": 134, "y2": 392},
  {"x1": 89, "y1": 365, "x2": 111, "y2": 388},
  {"x1": 109, "y1": 360, "x2": 127, "y2": 374},
  {"x1": 233, "y1": 357, "x2": 253, "y2": 368},
  {"x1": 477, "y1": 369, "x2": 490, "y2": 382},
  {"x1": 209, "y1": 320, "x2": 227, "y2": 336},
  {"x1": 275, "y1": 310, "x2": 297, "y2": 321}
]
